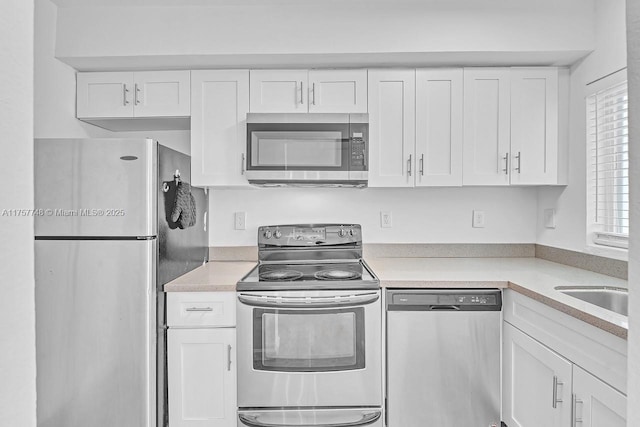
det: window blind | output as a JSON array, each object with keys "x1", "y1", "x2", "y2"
[{"x1": 587, "y1": 81, "x2": 629, "y2": 248}]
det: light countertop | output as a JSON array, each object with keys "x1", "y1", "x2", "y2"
[
  {"x1": 164, "y1": 257, "x2": 628, "y2": 338},
  {"x1": 164, "y1": 261, "x2": 255, "y2": 292}
]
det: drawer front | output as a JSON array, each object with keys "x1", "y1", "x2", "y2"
[{"x1": 167, "y1": 292, "x2": 236, "y2": 327}]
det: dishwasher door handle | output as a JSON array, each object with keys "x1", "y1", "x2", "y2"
[{"x1": 430, "y1": 305, "x2": 460, "y2": 311}]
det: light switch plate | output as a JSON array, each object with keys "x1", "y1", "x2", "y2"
[
  {"x1": 544, "y1": 208, "x2": 556, "y2": 229},
  {"x1": 472, "y1": 210, "x2": 485, "y2": 228},
  {"x1": 234, "y1": 211, "x2": 246, "y2": 230}
]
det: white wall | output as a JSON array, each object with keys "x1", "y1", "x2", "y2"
[
  {"x1": 210, "y1": 187, "x2": 538, "y2": 246},
  {"x1": 625, "y1": 0, "x2": 639, "y2": 423},
  {"x1": 536, "y1": 0, "x2": 628, "y2": 259},
  {"x1": 52, "y1": 0, "x2": 595, "y2": 69},
  {"x1": 0, "y1": 1, "x2": 37, "y2": 426},
  {"x1": 35, "y1": 0, "x2": 191, "y2": 154}
]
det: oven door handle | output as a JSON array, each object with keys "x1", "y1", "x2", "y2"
[
  {"x1": 238, "y1": 411, "x2": 381, "y2": 427},
  {"x1": 237, "y1": 292, "x2": 379, "y2": 309}
]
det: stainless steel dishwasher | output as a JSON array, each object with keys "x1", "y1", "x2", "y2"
[{"x1": 386, "y1": 289, "x2": 502, "y2": 427}]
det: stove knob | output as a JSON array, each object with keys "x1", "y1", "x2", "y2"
[
  {"x1": 338, "y1": 228, "x2": 347, "y2": 238},
  {"x1": 263, "y1": 229, "x2": 272, "y2": 239},
  {"x1": 349, "y1": 228, "x2": 355, "y2": 236},
  {"x1": 274, "y1": 230, "x2": 282, "y2": 239}
]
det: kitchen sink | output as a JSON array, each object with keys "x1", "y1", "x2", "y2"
[{"x1": 554, "y1": 286, "x2": 628, "y2": 316}]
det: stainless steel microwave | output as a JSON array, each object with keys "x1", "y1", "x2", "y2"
[{"x1": 245, "y1": 113, "x2": 368, "y2": 187}]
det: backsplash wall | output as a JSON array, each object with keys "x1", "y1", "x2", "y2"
[{"x1": 209, "y1": 186, "x2": 538, "y2": 246}]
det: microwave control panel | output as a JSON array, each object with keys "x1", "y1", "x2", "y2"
[{"x1": 351, "y1": 132, "x2": 366, "y2": 167}]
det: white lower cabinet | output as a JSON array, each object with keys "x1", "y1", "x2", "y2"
[
  {"x1": 573, "y1": 366, "x2": 627, "y2": 427},
  {"x1": 503, "y1": 322, "x2": 572, "y2": 427},
  {"x1": 168, "y1": 328, "x2": 236, "y2": 427},
  {"x1": 167, "y1": 292, "x2": 237, "y2": 427},
  {"x1": 503, "y1": 321, "x2": 627, "y2": 427}
]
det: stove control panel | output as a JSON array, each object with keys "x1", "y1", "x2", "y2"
[{"x1": 258, "y1": 224, "x2": 362, "y2": 246}]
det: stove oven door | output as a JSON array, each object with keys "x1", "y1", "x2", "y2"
[{"x1": 236, "y1": 290, "x2": 382, "y2": 408}]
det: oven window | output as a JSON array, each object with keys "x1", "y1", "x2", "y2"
[
  {"x1": 251, "y1": 131, "x2": 343, "y2": 167},
  {"x1": 253, "y1": 308, "x2": 365, "y2": 372}
]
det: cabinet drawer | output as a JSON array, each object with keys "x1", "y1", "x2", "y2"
[{"x1": 167, "y1": 292, "x2": 236, "y2": 327}]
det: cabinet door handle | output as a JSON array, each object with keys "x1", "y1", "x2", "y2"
[
  {"x1": 573, "y1": 394, "x2": 583, "y2": 426},
  {"x1": 420, "y1": 154, "x2": 424, "y2": 176},
  {"x1": 300, "y1": 81, "x2": 304, "y2": 105},
  {"x1": 227, "y1": 345, "x2": 232, "y2": 371},
  {"x1": 552, "y1": 375, "x2": 563, "y2": 408},
  {"x1": 134, "y1": 83, "x2": 142, "y2": 105},
  {"x1": 241, "y1": 153, "x2": 246, "y2": 175},
  {"x1": 312, "y1": 82, "x2": 316, "y2": 105},
  {"x1": 123, "y1": 84, "x2": 130, "y2": 106},
  {"x1": 515, "y1": 151, "x2": 521, "y2": 173},
  {"x1": 407, "y1": 155, "x2": 412, "y2": 177},
  {"x1": 502, "y1": 153, "x2": 509, "y2": 175},
  {"x1": 185, "y1": 307, "x2": 213, "y2": 312}
]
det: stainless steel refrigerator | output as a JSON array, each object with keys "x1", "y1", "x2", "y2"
[{"x1": 34, "y1": 138, "x2": 208, "y2": 427}]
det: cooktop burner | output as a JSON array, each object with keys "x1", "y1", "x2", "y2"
[
  {"x1": 259, "y1": 270, "x2": 303, "y2": 281},
  {"x1": 314, "y1": 270, "x2": 362, "y2": 281}
]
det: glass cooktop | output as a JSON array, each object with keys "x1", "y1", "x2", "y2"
[{"x1": 237, "y1": 261, "x2": 379, "y2": 291}]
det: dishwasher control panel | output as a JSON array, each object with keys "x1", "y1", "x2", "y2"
[{"x1": 387, "y1": 289, "x2": 502, "y2": 311}]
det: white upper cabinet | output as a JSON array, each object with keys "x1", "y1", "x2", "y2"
[
  {"x1": 462, "y1": 67, "x2": 561, "y2": 186},
  {"x1": 462, "y1": 68, "x2": 512, "y2": 186},
  {"x1": 249, "y1": 69, "x2": 367, "y2": 113},
  {"x1": 77, "y1": 72, "x2": 135, "y2": 118},
  {"x1": 503, "y1": 322, "x2": 573, "y2": 427},
  {"x1": 415, "y1": 69, "x2": 463, "y2": 186},
  {"x1": 132, "y1": 71, "x2": 191, "y2": 117},
  {"x1": 77, "y1": 70, "x2": 190, "y2": 118},
  {"x1": 573, "y1": 365, "x2": 627, "y2": 427},
  {"x1": 308, "y1": 70, "x2": 367, "y2": 113},
  {"x1": 249, "y1": 70, "x2": 308, "y2": 113},
  {"x1": 510, "y1": 67, "x2": 559, "y2": 185},
  {"x1": 367, "y1": 69, "x2": 416, "y2": 187},
  {"x1": 191, "y1": 70, "x2": 250, "y2": 187}
]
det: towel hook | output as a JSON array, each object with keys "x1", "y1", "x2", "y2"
[{"x1": 174, "y1": 169, "x2": 182, "y2": 185}]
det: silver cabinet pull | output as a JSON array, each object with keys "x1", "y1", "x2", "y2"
[
  {"x1": 552, "y1": 375, "x2": 563, "y2": 408},
  {"x1": 312, "y1": 82, "x2": 316, "y2": 105},
  {"x1": 238, "y1": 411, "x2": 381, "y2": 427},
  {"x1": 227, "y1": 344, "x2": 232, "y2": 371},
  {"x1": 134, "y1": 83, "x2": 141, "y2": 105},
  {"x1": 502, "y1": 153, "x2": 509, "y2": 174},
  {"x1": 515, "y1": 151, "x2": 521, "y2": 173},
  {"x1": 241, "y1": 153, "x2": 246, "y2": 175},
  {"x1": 573, "y1": 394, "x2": 583, "y2": 426},
  {"x1": 420, "y1": 154, "x2": 424, "y2": 176},
  {"x1": 407, "y1": 155, "x2": 412, "y2": 177},
  {"x1": 123, "y1": 84, "x2": 130, "y2": 106},
  {"x1": 185, "y1": 307, "x2": 213, "y2": 312},
  {"x1": 300, "y1": 81, "x2": 304, "y2": 105}
]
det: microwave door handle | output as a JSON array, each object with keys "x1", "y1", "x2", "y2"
[
  {"x1": 237, "y1": 293, "x2": 379, "y2": 309},
  {"x1": 239, "y1": 411, "x2": 381, "y2": 427}
]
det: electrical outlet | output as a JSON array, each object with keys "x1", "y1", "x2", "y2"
[
  {"x1": 472, "y1": 210, "x2": 485, "y2": 228},
  {"x1": 380, "y1": 211, "x2": 393, "y2": 228},
  {"x1": 234, "y1": 212, "x2": 246, "y2": 230},
  {"x1": 544, "y1": 208, "x2": 556, "y2": 229}
]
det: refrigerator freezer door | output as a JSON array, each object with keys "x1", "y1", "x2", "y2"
[
  {"x1": 35, "y1": 239, "x2": 156, "y2": 427},
  {"x1": 35, "y1": 138, "x2": 157, "y2": 237}
]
